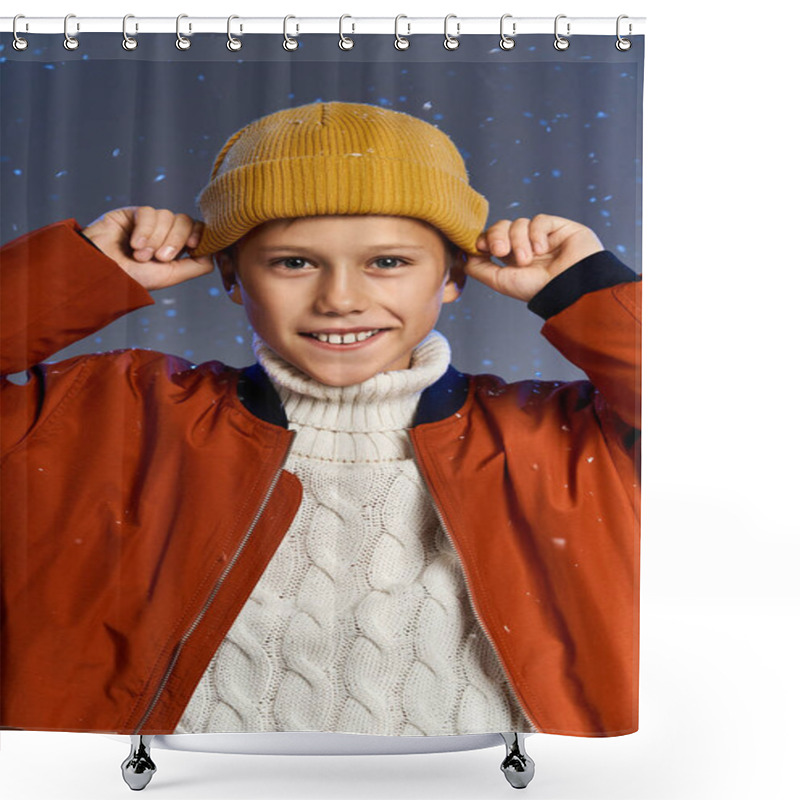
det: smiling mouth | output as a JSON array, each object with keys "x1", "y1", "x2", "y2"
[{"x1": 302, "y1": 329, "x2": 385, "y2": 345}]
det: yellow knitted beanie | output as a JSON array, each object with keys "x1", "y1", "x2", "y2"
[{"x1": 192, "y1": 101, "x2": 488, "y2": 257}]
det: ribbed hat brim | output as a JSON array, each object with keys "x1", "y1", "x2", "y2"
[{"x1": 192, "y1": 155, "x2": 488, "y2": 257}]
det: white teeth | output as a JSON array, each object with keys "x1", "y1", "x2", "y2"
[{"x1": 309, "y1": 329, "x2": 381, "y2": 344}]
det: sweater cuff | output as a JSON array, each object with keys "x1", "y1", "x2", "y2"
[{"x1": 527, "y1": 250, "x2": 640, "y2": 320}]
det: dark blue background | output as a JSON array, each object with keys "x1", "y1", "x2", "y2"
[{"x1": 1, "y1": 33, "x2": 643, "y2": 378}]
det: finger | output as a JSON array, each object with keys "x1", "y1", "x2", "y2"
[
  {"x1": 148, "y1": 209, "x2": 181, "y2": 256},
  {"x1": 130, "y1": 207, "x2": 166, "y2": 261},
  {"x1": 186, "y1": 219, "x2": 205, "y2": 250},
  {"x1": 508, "y1": 218, "x2": 534, "y2": 264},
  {"x1": 529, "y1": 214, "x2": 570, "y2": 254},
  {"x1": 462, "y1": 254, "x2": 504, "y2": 292},
  {"x1": 475, "y1": 233, "x2": 490, "y2": 253},
  {"x1": 153, "y1": 213, "x2": 196, "y2": 262},
  {"x1": 131, "y1": 208, "x2": 175, "y2": 261},
  {"x1": 484, "y1": 219, "x2": 513, "y2": 258},
  {"x1": 130, "y1": 206, "x2": 158, "y2": 255}
]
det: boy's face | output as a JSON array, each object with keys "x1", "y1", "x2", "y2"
[{"x1": 217, "y1": 215, "x2": 464, "y2": 387}]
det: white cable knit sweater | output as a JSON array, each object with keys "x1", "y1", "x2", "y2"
[{"x1": 176, "y1": 331, "x2": 533, "y2": 736}]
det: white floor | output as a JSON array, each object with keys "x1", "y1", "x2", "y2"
[{"x1": 2, "y1": 597, "x2": 797, "y2": 800}]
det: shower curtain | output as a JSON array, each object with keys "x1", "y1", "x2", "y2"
[{"x1": 0, "y1": 24, "x2": 643, "y2": 748}]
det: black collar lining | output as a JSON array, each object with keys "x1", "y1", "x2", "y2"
[{"x1": 237, "y1": 363, "x2": 470, "y2": 429}]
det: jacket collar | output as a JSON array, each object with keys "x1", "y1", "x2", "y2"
[{"x1": 237, "y1": 363, "x2": 470, "y2": 429}]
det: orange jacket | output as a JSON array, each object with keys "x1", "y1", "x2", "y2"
[{"x1": 1, "y1": 220, "x2": 641, "y2": 737}]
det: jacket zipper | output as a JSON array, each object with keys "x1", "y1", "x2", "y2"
[
  {"x1": 133, "y1": 432, "x2": 296, "y2": 733},
  {"x1": 410, "y1": 440, "x2": 537, "y2": 731}
]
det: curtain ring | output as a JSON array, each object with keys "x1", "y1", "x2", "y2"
[
  {"x1": 499, "y1": 14, "x2": 515, "y2": 50},
  {"x1": 12, "y1": 14, "x2": 29, "y2": 51},
  {"x1": 227, "y1": 15, "x2": 242, "y2": 51},
  {"x1": 63, "y1": 13, "x2": 79, "y2": 50},
  {"x1": 554, "y1": 14, "x2": 570, "y2": 51},
  {"x1": 121, "y1": 14, "x2": 138, "y2": 50},
  {"x1": 616, "y1": 15, "x2": 632, "y2": 51},
  {"x1": 443, "y1": 14, "x2": 460, "y2": 51},
  {"x1": 339, "y1": 15, "x2": 354, "y2": 50},
  {"x1": 394, "y1": 15, "x2": 410, "y2": 50},
  {"x1": 176, "y1": 13, "x2": 191, "y2": 51},
  {"x1": 283, "y1": 15, "x2": 299, "y2": 51}
]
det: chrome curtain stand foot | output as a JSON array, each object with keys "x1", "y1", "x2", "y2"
[
  {"x1": 121, "y1": 735, "x2": 157, "y2": 791},
  {"x1": 500, "y1": 732, "x2": 535, "y2": 789}
]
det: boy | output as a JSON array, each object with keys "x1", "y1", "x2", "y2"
[{"x1": 0, "y1": 102, "x2": 640, "y2": 741}]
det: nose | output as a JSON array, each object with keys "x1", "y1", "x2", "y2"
[{"x1": 313, "y1": 265, "x2": 368, "y2": 316}]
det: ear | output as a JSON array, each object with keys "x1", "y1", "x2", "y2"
[
  {"x1": 215, "y1": 250, "x2": 243, "y2": 305},
  {"x1": 442, "y1": 251, "x2": 467, "y2": 304}
]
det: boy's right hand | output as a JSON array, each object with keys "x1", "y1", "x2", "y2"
[{"x1": 81, "y1": 206, "x2": 215, "y2": 292}]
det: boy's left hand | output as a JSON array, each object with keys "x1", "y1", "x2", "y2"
[{"x1": 464, "y1": 215, "x2": 603, "y2": 302}]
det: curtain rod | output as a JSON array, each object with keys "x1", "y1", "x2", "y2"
[{"x1": 1, "y1": 16, "x2": 646, "y2": 37}]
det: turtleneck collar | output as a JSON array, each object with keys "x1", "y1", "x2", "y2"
[{"x1": 250, "y1": 332, "x2": 451, "y2": 462}]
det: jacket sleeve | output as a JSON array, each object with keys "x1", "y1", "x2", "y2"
[
  {"x1": 1, "y1": 219, "x2": 155, "y2": 450},
  {"x1": 0, "y1": 219, "x2": 154, "y2": 375},
  {"x1": 527, "y1": 251, "x2": 642, "y2": 431}
]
